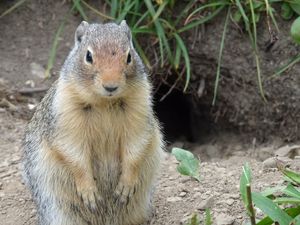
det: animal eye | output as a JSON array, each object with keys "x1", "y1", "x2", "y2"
[
  {"x1": 86, "y1": 50, "x2": 93, "y2": 64},
  {"x1": 126, "y1": 52, "x2": 131, "y2": 64}
]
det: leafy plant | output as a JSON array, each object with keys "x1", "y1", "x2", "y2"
[
  {"x1": 240, "y1": 162, "x2": 300, "y2": 225},
  {"x1": 184, "y1": 210, "x2": 213, "y2": 225},
  {"x1": 171, "y1": 147, "x2": 200, "y2": 182},
  {"x1": 291, "y1": 17, "x2": 300, "y2": 44}
]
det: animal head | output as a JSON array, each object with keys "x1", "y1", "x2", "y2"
[{"x1": 64, "y1": 20, "x2": 144, "y2": 100}]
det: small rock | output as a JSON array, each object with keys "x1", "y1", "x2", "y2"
[
  {"x1": 197, "y1": 196, "x2": 214, "y2": 210},
  {"x1": 225, "y1": 198, "x2": 234, "y2": 206},
  {"x1": 25, "y1": 80, "x2": 35, "y2": 88},
  {"x1": 215, "y1": 213, "x2": 235, "y2": 225},
  {"x1": 27, "y1": 103, "x2": 36, "y2": 110},
  {"x1": 193, "y1": 192, "x2": 201, "y2": 198},
  {"x1": 179, "y1": 191, "x2": 187, "y2": 197},
  {"x1": 30, "y1": 62, "x2": 46, "y2": 78},
  {"x1": 167, "y1": 196, "x2": 182, "y2": 202}
]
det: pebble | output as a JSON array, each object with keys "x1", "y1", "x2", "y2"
[
  {"x1": 197, "y1": 196, "x2": 214, "y2": 210},
  {"x1": 30, "y1": 62, "x2": 45, "y2": 78},
  {"x1": 179, "y1": 191, "x2": 187, "y2": 197},
  {"x1": 224, "y1": 198, "x2": 234, "y2": 206},
  {"x1": 215, "y1": 213, "x2": 235, "y2": 225},
  {"x1": 167, "y1": 197, "x2": 182, "y2": 202}
]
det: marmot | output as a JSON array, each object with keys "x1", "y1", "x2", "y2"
[{"x1": 22, "y1": 20, "x2": 164, "y2": 225}]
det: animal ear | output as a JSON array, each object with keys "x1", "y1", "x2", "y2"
[
  {"x1": 120, "y1": 20, "x2": 132, "y2": 41},
  {"x1": 75, "y1": 21, "x2": 89, "y2": 43}
]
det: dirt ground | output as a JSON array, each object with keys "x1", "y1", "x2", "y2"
[
  {"x1": 1, "y1": 1, "x2": 300, "y2": 225},
  {"x1": 1, "y1": 109, "x2": 300, "y2": 225}
]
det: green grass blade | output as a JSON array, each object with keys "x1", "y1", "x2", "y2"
[
  {"x1": 174, "y1": 33, "x2": 190, "y2": 92},
  {"x1": 249, "y1": 0, "x2": 257, "y2": 48},
  {"x1": 185, "y1": 1, "x2": 228, "y2": 24},
  {"x1": 81, "y1": 0, "x2": 114, "y2": 20},
  {"x1": 274, "y1": 197, "x2": 300, "y2": 204},
  {"x1": 257, "y1": 207, "x2": 300, "y2": 225},
  {"x1": 115, "y1": 1, "x2": 136, "y2": 23},
  {"x1": 270, "y1": 54, "x2": 300, "y2": 78},
  {"x1": 174, "y1": 42, "x2": 181, "y2": 70},
  {"x1": 110, "y1": 0, "x2": 118, "y2": 18},
  {"x1": 236, "y1": 0, "x2": 266, "y2": 102},
  {"x1": 261, "y1": 186, "x2": 285, "y2": 197},
  {"x1": 252, "y1": 192, "x2": 293, "y2": 224},
  {"x1": 254, "y1": 54, "x2": 267, "y2": 102},
  {"x1": 264, "y1": 0, "x2": 279, "y2": 32},
  {"x1": 150, "y1": 0, "x2": 168, "y2": 24},
  {"x1": 240, "y1": 163, "x2": 252, "y2": 210},
  {"x1": 131, "y1": 27, "x2": 156, "y2": 34},
  {"x1": 144, "y1": 0, "x2": 173, "y2": 64},
  {"x1": 212, "y1": 6, "x2": 230, "y2": 105},
  {"x1": 45, "y1": 7, "x2": 74, "y2": 77},
  {"x1": 72, "y1": 0, "x2": 88, "y2": 21},
  {"x1": 281, "y1": 167, "x2": 300, "y2": 185},
  {"x1": 132, "y1": 35, "x2": 151, "y2": 69},
  {"x1": 0, "y1": 0, "x2": 26, "y2": 19},
  {"x1": 205, "y1": 208, "x2": 213, "y2": 225},
  {"x1": 178, "y1": 6, "x2": 224, "y2": 33},
  {"x1": 282, "y1": 184, "x2": 300, "y2": 199},
  {"x1": 174, "y1": 0, "x2": 195, "y2": 26}
]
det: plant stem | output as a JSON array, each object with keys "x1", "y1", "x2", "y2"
[
  {"x1": 247, "y1": 184, "x2": 256, "y2": 225},
  {"x1": 212, "y1": 6, "x2": 231, "y2": 105}
]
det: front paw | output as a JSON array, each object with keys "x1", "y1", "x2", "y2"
[
  {"x1": 77, "y1": 185, "x2": 102, "y2": 212},
  {"x1": 114, "y1": 180, "x2": 136, "y2": 204}
]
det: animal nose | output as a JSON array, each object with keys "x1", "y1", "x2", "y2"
[{"x1": 103, "y1": 85, "x2": 118, "y2": 93}]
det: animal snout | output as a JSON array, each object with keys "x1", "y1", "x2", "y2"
[{"x1": 103, "y1": 85, "x2": 118, "y2": 93}]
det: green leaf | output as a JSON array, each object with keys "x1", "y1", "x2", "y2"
[
  {"x1": 282, "y1": 183, "x2": 300, "y2": 199},
  {"x1": 212, "y1": 6, "x2": 230, "y2": 105},
  {"x1": 273, "y1": 197, "x2": 300, "y2": 204},
  {"x1": 178, "y1": 5, "x2": 225, "y2": 33},
  {"x1": 171, "y1": 148, "x2": 200, "y2": 181},
  {"x1": 173, "y1": 34, "x2": 190, "y2": 92},
  {"x1": 257, "y1": 207, "x2": 300, "y2": 225},
  {"x1": 205, "y1": 208, "x2": 213, "y2": 225},
  {"x1": 281, "y1": 3, "x2": 294, "y2": 20},
  {"x1": 240, "y1": 163, "x2": 252, "y2": 206},
  {"x1": 252, "y1": 192, "x2": 293, "y2": 224},
  {"x1": 72, "y1": 0, "x2": 88, "y2": 21},
  {"x1": 261, "y1": 186, "x2": 285, "y2": 197},
  {"x1": 290, "y1": 3, "x2": 300, "y2": 15},
  {"x1": 280, "y1": 166, "x2": 300, "y2": 184},
  {"x1": 291, "y1": 17, "x2": 300, "y2": 45},
  {"x1": 174, "y1": 43, "x2": 182, "y2": 70},
  {"x1": 292, "y1": 214, "x2": 300, "y2": 225},
  {"x1": 185, "y1": 213, "x2": 200, "y2": 225},
  {"x1": 232, "y1": 10, "x2": 242, "y2": 23}
]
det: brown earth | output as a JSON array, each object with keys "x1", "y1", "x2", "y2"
[{"x1": 1, "y1": 1, "x2": 300, "y2": 225}]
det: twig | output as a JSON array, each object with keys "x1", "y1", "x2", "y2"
[
  {"x1": 18, "y1": 87, "x2": 49, "y2": 95},
  {"x1": 247, "y1": 184, "x2": 256, "y2": 225}
]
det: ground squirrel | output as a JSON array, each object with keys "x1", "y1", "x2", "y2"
[{"x1": 22, "y1": 21, "x2": 164, "y2": 225}]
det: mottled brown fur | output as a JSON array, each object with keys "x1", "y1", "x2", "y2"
[{"x1": 22, "y1": 20, "x2": 163, "y2": 225}]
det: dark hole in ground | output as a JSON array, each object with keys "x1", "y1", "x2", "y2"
[{"x1": 153, "y1": 83, "x2": 216, "y2": 144}]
